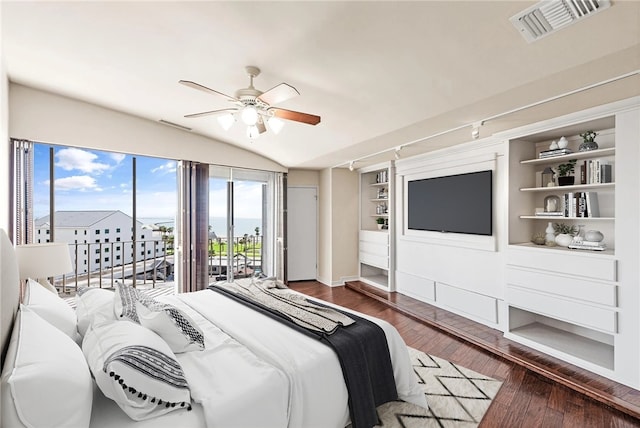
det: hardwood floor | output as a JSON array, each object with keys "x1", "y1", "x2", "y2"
[{"x1": 289, "y1": 281, "x2": 640, "y2": 428}]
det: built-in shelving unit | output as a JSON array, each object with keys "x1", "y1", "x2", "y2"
[
  {"x1": 504, "y1": 106, "x2": 638, "y2": 387},
  {"x1": 358, "y1": 162, "x2": 394, "y2": 291}
]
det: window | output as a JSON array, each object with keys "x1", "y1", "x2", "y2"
[
  {"x1": 96, "y1": 230, "x2": 100, "y2": 235},
  {"x1": 104, "y1": 247, "x2": 109, "y2": 253},
  {"x1": 105, "y1": 238, "x2": 109, "y2": 243},
  {"x1": 116, "y1": 255, "x2": 121, "y2": 261},
  {"x1": 95, "y1": 258, "x2": 100, "y2": 264},
  {"x1": 116, "y1": 237, "x2": 121, "y2": 242},
  {"x1": 74, "y1": 230, "x2": 78, "y2": 235},
  {"x1": 46, "y1": 230, "x2": 49, "y2": 234},
  {"x1": 105, "y1": 229, "x2": 109, "y2": 234},
  {"x1": 104, "y1": 257, "x2": 109, "y2": 262},
  {"x1": 84, "y1": 230, "x2": 87, "y2": 235},
  {"x1": 116, "y1": 228, "x2": 121, "y2": 233},
  {"x1": 95, "y1": 249, "x2": 100, "y2": 254},
  {"x1": 95, "y1": 239, "x2": 100, "y2": 243}
]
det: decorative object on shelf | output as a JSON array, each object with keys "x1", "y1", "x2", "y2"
[
  {"x1": 549, "y1": 140, "x2": 559, "y2": 150},
  {"x1": 543, "y1": 195, "x2": 561, "y2": 213},
  {"x1": 557, "y1": 136, "x2": 569, "y2": 149},
  {"x1": 544, "y1": 222, "x2": 556, "y2": 246},
  {"x1": 578, "y1": 131, "x2": 599, "y2": 152},
  {"x1": 376, "y1": 217, "x2": 385, "y2": 230},
  {"x1": 556, "y1": 159, "x2": 577, "y2": 186},
  {"x1": 541, "y1": 167, "x2": 556, "y2": 187},
  {"x1": 555, "y1": 233, "x2": 574, "y2": 247},
  {"x1": 584, "y1": 229, "x2": 604, "y2": 242},
  {"x1": 553, "y1": 222, "x2": 577, "y2": 236},
  {"x1": 531, "y1": 232, "x2": 546, "y2": 245},
  {"x1": 572, "y1": 224, "x2": 585, "y2": 244}
]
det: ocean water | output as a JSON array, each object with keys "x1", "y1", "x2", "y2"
[{"x1": 139, "y1": 217, "x2": 262, "y2": 237}]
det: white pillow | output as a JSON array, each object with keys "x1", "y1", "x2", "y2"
[
  {"x1": 136, "y1": 300, "x2": 205, "y2": 353},
  {"x1": 83, "y1": 319, "x2": 192, "y2": 421},
  {"x1": 75, "y1": 287, "x2": 116, "y2": 337},
  {"x1": 23, "y1": 278, "x2": 80, "y2": 343},
  {"x1": 1, "y1": 306, "x2": 93, "y2": 428}
]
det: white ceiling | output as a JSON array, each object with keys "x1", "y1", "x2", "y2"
[{"x1": 2, "y1": 1, "x2": 639, "y2": 170}]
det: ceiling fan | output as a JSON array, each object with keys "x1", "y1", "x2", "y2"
[{"x1": 179, "y1": 66, "x2": 321, "y2": 138}]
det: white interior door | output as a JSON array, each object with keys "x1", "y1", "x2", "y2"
[{"x1": 287, "y1": 186, "x2": 317, "y2": 281}]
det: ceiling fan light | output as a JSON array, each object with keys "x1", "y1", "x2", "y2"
[
  {"x1": 240, "y1": 106, "x2": 258, "y2": 126},
  {"x1": 247, "y1": 125, "x2": 260, "y2": 139},
  {"x1": 267, "y1": 117, "x2": 285, "y2": 134},
  {"x1": 217, "y1": 113, "x2": 235, "y2": 130}
]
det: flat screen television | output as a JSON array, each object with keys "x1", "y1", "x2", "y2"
[{"x1": 407, "y1": 170, "x2": 492, "y2": 236}]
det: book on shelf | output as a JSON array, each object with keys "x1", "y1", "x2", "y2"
[
  {"x1": 568, "y1": 242, "x2": 607, "y2": 251},
  {"x1": 563, "y1": 191, "x2": 600, "y2": 217},
  {"x1": 538, "y1": 148, "x2": 573, "y2": 158},
  {"x1": 535, "y1": 211, "x2": 564, "y2": 216},
  {"x1": 580, "y1": 159, "x2": 613, "y2": 184}
]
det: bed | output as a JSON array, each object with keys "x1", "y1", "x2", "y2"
[{"x1": 0, "y1": 228, "x2": 427, "y2": 428}]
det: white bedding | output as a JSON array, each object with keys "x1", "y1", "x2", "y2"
[
  {"x1": 88, "y1": 287, "x2": 426, "y2": 428},
  {"x1": 162, "y1": 289, "x2": 426, "y2": 428}
]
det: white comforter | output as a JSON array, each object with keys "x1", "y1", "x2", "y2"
[{"x1": 160, "y1": 289, "x2": 426, "y2": 428}]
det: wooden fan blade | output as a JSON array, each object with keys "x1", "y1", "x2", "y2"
[
  {"x1": 184, "y1": 108, "x2": 236, "y2": 118},
  {"x1": 256, "y1": 120, "x2": 267, "y2": 134},
  {"x1": 257, "y1": 83, "x2": 300, "y2": 106},
  {"x1": 271, "y1": 108, "x2": 321, "y2": 125},
  {"x1": 179, "y1": 80, "x2": 238, "y2": 102}
]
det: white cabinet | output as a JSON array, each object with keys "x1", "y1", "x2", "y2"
[
  {"x1": 358, "y1": 162, "x2": 394, "y2": 291},
  {"x1": 505, "y1": 100, "x2": 640, "y2": 388}
]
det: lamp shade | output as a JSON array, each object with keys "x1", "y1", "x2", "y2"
[{"x1": 15, "y1": 243, "x2": 73, "y2": 280}]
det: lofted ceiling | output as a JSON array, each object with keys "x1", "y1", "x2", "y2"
[{"x1": 2, "y1": 1, "x2": 639, "y2": 170}]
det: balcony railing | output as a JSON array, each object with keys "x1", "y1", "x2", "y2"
[{"x1": 52, "y1": 235, "x2": 263, "y2": 294}]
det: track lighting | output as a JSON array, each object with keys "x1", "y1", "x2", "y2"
[
  {"x1": 471, "y1": 121, "x2": 484, "y2": 140},
  {"x1": 394, "y1": 146, "x2": 402, "y2": 160},
  {"x1": 349, "y1": 161, "x2": 355, "y2": 172}
]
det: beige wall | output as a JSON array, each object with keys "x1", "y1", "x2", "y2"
[
  {"x1": 9, "y1": 84, "x2": 287, "y2": 173},
  {"x1": 287, "y1": 169, "x2": 319, "y2": 187},
  {"x1": 316, "y1": 168, "x2": 332, "y2": 285},
  {"x1": 314, "y1": 167, "x2": 359, "y2": 286},
  {"x1": 330, "y1": 168, "x2": 358, "y2": 284}
]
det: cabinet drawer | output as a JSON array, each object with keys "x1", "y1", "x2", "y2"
[
  {"x1": 507, "y1": 249, "x2": 617, "y2": 281},
  {"x1": 507, "y1": 286, "x2": 617, "y2": 333},
  {"x1": 506, "y1": 267, "x2": 617, "y2": 307},
  {"x1": 359, "y1": 241, "x2": 388, "y2": 257},
  {"x1": 436, "y1": 282, "x2": 498, "y2": 324},
  {"x1": 359, "y1": 230, "x2": 389, "y2": 245},
  {"x1": 360, "y1": 251, "x2": 388, "y2": 269},
  {"x1": 396, "y1": 271, "x2": 435, "y2": 302}
]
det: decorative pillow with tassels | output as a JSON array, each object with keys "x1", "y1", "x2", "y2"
[{"x1": 83, "y1": 318, "x2": 192, "y2": 421}]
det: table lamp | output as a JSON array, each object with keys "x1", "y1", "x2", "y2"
[{"x1": 15, "y1": 243, "x2": 73, "y2": 294}]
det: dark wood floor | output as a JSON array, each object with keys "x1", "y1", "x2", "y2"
[{"x1": 288, "y1": 281, "x2": 640, "y2": 428}]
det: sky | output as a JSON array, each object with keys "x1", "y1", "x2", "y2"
[{"x1": 33, "y1": 145, "x2": 263, "y2": 221}]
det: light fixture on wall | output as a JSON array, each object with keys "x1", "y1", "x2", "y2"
[
  {"x1": 471, "y1": 121, "x2": 484, "y2": 140},
  {"x1": 394, "y1": 146, "x2": 402, "y2": 160},
  {"x1": 15, "y1": 243, "x2": 73, "y2": 294}
]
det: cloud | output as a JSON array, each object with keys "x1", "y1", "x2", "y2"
[
  {"x1": 110, "y1": 153, "x2": 126, "y2": 164},
  {"x1": 55, "y1": 175, "x2": 101, "y2": 191},
  {"x1": 55, "y1": 148, "x2": 110, "y2": 174},
  {"x1": 151, "y1": 161, "x2": 177, "y2": 175}
]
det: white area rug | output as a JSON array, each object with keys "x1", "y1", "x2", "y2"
[{"x1": 368, "y1": 347, "x2": 503, "y2": 427}]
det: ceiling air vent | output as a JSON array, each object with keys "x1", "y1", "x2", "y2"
[{"x1": 510, "y1": 0, "x2": 611, "y2": 43}]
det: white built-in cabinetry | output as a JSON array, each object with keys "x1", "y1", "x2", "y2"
[
  {"x1": 358, "y1": 162, "x2": 394, "y2": 291},
  {"x1": 505, "y1": 99, "x2": 639, "y2": 388}
]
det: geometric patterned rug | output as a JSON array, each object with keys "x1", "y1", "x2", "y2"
[{"x1": 365, "y1": 347, "x2": 503, "y2": 427}]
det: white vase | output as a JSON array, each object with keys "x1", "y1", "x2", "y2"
[
  {"x1": 555, "y1": 233, "x2": 573, "y2": 247},
  {"x1": 557, "y1": 136, "x2": 569, "y2": 149},
  {"x1": 545, "y1": 222, "x2": 555, "y2": 245},
  {"x1": 584, "y1": 230, "x2": 604, "y2": 242}
]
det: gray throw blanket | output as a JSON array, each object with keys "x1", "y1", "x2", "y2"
[{"x1": 217, "y1": 278, "x2": 355, "y2": 334}]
